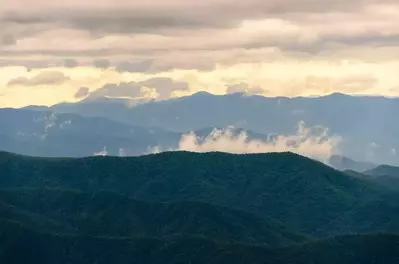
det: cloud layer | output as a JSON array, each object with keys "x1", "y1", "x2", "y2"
[{"x1": 2, "y1": 0, "x2": 399, "y2": 106}]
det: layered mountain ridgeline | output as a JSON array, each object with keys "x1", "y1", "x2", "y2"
[
  {"x1": 365, "y1": 165, "x2": 399, "y2": 177},
  {"x1": 0, "y1": 108, "x2": 180, "y2": 157},
  {"x1": 1, "y1": 150, "x2": 398, "y2": 238},
  {"x1": 0, "y1": 108, "x2": 275, "y2": 158},
  {"x1": 24, "y1": 92, "x2": 399, "y2": 165},
  {"x1": 360, "y1": 165, "x2": 399, "y2": 190},
  {"x1": 328, "y1": 155, "x2": 377, "y2": 172},
  {"x1": 0, "y1": 188, "x2": 305, "y2": 246},
  {"x1": 2, "y1": 220, "x2": 399, "y2": 264},
  {"x1": 343, "y1": 165, "x2": 399, "y2": 191}
]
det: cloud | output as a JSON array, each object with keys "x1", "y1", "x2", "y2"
[
  {"x1": 116, "y1": 59, "x2": 153, "y2": 72},
  {"x1": 332, "y1": 74, "x2": 378, "y2": 94},
  {"x1": 150, "y1": 121, "x2": 341, "y2": 162},
  {"x1": 139, "y1": 77, "x2": 189, "y2": 100},
  {"x1": 3, "y1": 1, "x2": 399, "y2": 59},
  {"x1": 391, "y1": 148, "x2": 397, "y2": 156},
  {"x1": 94, "y1": 146, "x2": 108, "y2": 156},
  {"x1": 366, "y1": 142, "x2": 380, "y2": 160},
  {"x1": 93, "y1": 59, "x2": 111, "y2": 69},
  {"x1": 118, "y1": 148, "x2": 126, "y2": 157},
  {"x1": 88, "y1": 82, "x2": 147, "y2": 99},
  {"x1": 4, "y1": 1, "x2": 399, "y2": 107},
  {"x1": 226, "y1": 83, "x2": 266, "y2": 95},
  {"x1": 7, "y1": 71, "x2": 70, "y2": 87},
  {"x1": 86, "y1": 77, "x2": 190, "y2": 101},
  {"x1": 0, "y1": 0, "x2": 376, "y2": 35},
  {"x1": 64, "y1": 59, "x2": 78, "y2": 68},
  {"x1": 74, "y1": 87, "x2": 90, "y2": 98},
  {"x1": 1, "y1": 34, "x2": 17, "y2": 46}
]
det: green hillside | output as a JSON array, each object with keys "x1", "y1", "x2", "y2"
[
  {"x1": 2, "y1": 151, "x2": 399, "y2": 263},
  {"x1": 1, "y1": 220, "x2": 399, "y2": 264},
  {"x1": 0, "y1": 188, "x2": 305, "y2": 246},
  {"x1": 0, "y1": 151, "x2": 394, "y2": 236}
]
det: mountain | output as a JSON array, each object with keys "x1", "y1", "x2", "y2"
[
  {"x1": 0, "y1": 188, "x2": 305, "y2": 246},
  {"x1": 25, "y1": 92, "x2": 399, "y2": 165},
  {"x1": 0, "y1": 108, "x2": 180, "y2": 157},
  {"x1": 1, "y1": 150, "x2": 397, "y2": 237},
  {"x1": 328, "y1": 155, "x2": 377, "y2": 172},
  {"x1": 0, "y1": 107, "x2": 280, "y2": 157},
  {"x1": 2, "y1": 220, "x2": 399, "y2": 264},
  {"x1": 360, "y1": 165, "x2": 399, "y2": 190},
  {"x1": 365, "y1": 165, "x2": 399, "y2": 177},
  {"x1": 3, "y1": 151, "x2": 399, "y2": 263}
]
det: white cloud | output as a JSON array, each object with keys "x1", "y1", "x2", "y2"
[
  {"x1": 93, "y1": 146, "x2": 108, "y2": 156},
  {"x1": 391, "y1": 148, "x2": 397, "y2": 156},
  {"x1": 149, "y1": 121, "x2": 342, "y2": 162},
  {"x1": 118, "y1": 148, "x2": 126, "y2": 157}
]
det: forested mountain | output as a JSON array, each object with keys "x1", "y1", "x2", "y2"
[
  {"x1": 0, "y1": 188, "x2": 306, "y2": 246},
  {"x1": 2, "y1": 151, "x2": 399, "y2": 263},
  {"x1": 1, "y1": 151, "x2": 398, "y2": 236},
  {"x1": 2, "y1": 219, "x2": 399, "y2": 264}
]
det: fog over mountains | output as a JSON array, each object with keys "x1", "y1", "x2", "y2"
[{"x1": 4, "y1": 92, "x2": 395, "y2": 167}]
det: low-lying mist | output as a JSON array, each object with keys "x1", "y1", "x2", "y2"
[{"x1": 149, "y1": 121, "x2": 342, "y2": 162}]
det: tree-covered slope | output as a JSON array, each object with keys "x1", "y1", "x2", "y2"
[
  {"x1": 0, "y1": 151, "x2": 396, "y2": 236},
  {"x1": 0, "y1": 188, "x2": 305, "y2": 246},
  {"x1": 2, "y1": 220, "x2": 399, "y2": 264}
]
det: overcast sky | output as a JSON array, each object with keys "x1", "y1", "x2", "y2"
[{"x1": 1, "y1": 0, "x2": 399, "y2": 107}]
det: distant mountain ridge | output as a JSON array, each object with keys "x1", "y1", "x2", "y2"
[
  {"x1": 21, "y1": 92, "x2": 399, "y2": 165},
  {"x1": 0, "y1": 108, "x2": 181, "y2": 157},
  {"x1": 0, "y1": 108, "x2": 281, "y2": 158},
  {"x1": 328, "y1": 155, "x2": 377, "y2": 172}
]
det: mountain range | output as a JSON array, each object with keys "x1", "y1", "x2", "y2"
[
  {"x1": 20, "y1": 92, "x2": 399, "y2": 165},
  {"x1": 2, "y1": 151, "x2": 399, "y2": 263}
]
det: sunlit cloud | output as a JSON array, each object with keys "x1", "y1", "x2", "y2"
[
  {"x1": 2, "y1": 0, "x2": 399, "y2": 107},
  {"x1": 149, "y1": 121, "x2": 342, "y2": 162}
]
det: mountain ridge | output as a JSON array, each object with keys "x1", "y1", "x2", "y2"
[
  {"x1": 0, "y1": 150, "x2": 396, "y2": 237},
  {"x1": 17, "y1": 91, "x2": 399, "y2": 165}
]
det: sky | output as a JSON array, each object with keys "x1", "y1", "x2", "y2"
[{"x1": 2, "y1": 0, "x2": 399, "y2": 107}]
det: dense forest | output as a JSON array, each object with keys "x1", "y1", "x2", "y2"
[{"x1": 2, "y1": 151, "x2": 399, "y2": 263}]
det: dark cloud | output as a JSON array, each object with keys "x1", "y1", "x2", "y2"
[
  {"x1": 1, "y1": 0, "x2": 398, "y2": 69},
  {"x1": 116, "y1": 59, "x2": 153, "y2": 72},
  {"x1": 64, "y1": 59, "x2": 78, "y2": 68},
  {"x1": 93, "y1": 59, "x2": 111, "y2": 68},
  {"x1": 1, "y1": 34, "x2": 17, "y2": 46},
  {"x1": 0, "y1": 0, "x2": 368, "y2": 35},
  {"x1": 7, "y1": 71, "x2": 70, "y2": 87},
  {"x1": 74, "y1": 87, "x2": 90, "y2": 98}
]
